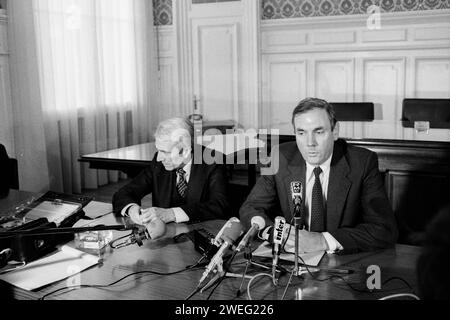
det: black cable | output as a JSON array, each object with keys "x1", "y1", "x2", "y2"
[
  {"x1": 205, "y1": 251, "x2": 238, "y2": 300},
  {"x1": 279, "y1": 217, "x2": 415, "y2": 296},
  {"x1": 383, "y1": 276, "x2": 413, "y2": 290},
  {"x1": 40, "y1": 260, "x2": 204, "y2": 300}
]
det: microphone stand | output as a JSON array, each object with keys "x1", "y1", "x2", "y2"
[
  {"x1": 281, "y1": 202, "x2": 303, "y2": 300},
  {"x1": 199, "y1": 247, "x2": 252, "y2": 294},
  {"x1": 293, "y1": 203, "x2": 302, "y2": 277},
  {"x1": 236, "y1": 242, "x2": 270, "y2": 296}
]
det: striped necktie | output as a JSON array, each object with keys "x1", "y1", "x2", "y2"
[
  {"x1": 176, "y1": 168, "x2": 188, "y2": 198},
  {"x1": 310, "y1": 166, "x2": 325, "y2": 232}
]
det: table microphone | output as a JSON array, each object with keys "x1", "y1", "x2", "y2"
[
  {"x1": 198, "y1": 218, "x2": 243, "y2": 286},
  {"x1": 272, "y1": 216, "x2": 286, "y2": 284},
  {"x1": 291, "y1": 181, "x2": 302, "y2": 219},
  {"x1": 235, "y1": 216, "x2": 265, "y2": 252},
  {"x1": 291, "y1": 181, "x2": 303, "y2": 276},
  {"x1": 212, "y1": 217, "x2": 240, "y2": 247},
  {"x1": 130, "y1": 217, "x2": 166, "y2": 246}
]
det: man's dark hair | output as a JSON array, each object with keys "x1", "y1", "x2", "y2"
[
  {"x1": 416, "y1": 205, "x2": 450, "y2": 300},
  {"x1": 291, "y1": 97, "x2": 337, "y2": 130}
]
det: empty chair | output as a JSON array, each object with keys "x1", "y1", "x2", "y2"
[
  {"x1": 402, "y1": 98, "x2": 450, "y2": 129},
  {"x1": 330, "y1": 102, "x2": 374, "y2": 122}
]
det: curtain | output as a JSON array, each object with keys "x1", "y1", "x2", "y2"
[
  {"x1": 29, "y1": 0, "x2": 159, "y2": 193},
  {"x1": 8, "y1": 0, "x2": 50, "y2": 193}
]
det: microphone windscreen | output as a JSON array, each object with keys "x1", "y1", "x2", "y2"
[
  {"x1": 214, "y1": 217, "x2": 240, "y2": 246},
  {"x1": 146, "y1": 217, "x2": 166, "y2": 239},
  {"x1": 273, "y1": 216, "x2": 286, "y2": 245},
  {"x1": 250, "y1": 216, "x2": 266, "y2": 230},
  {"x1": 220, "y1": 219, "x2": 243, "y2": 244}
]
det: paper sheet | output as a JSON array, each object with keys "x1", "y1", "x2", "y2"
[
  {"x1": 0, "y1": 245, "x2": 99, "y2": 291},
  {"x1": 25, "y1": 201, "x2": 81, "y2": 226},
  {"x1": 252, "y1": 241, "x2": 325, "y2": 266},
  {"x1": 82, "y1": 201, "x2": 113, "y2": 219}
]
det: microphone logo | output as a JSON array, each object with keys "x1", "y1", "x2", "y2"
[
  {"x1": 274, "y1": 217, "x2": 285, "y2": 244},
  {"x1": 291, "y1": 181, "x2": 302, "y2": 196},
  {"x1": 290, "y1": 181, "x2": 302, "y2": 205}
]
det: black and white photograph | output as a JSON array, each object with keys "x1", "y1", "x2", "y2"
[{"x1": 0, "y1": 0, "x2": 449, "y2": 311}]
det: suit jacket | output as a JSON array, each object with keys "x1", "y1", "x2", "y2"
[
  {"x1": 0, "y1": 144, "x2": 11, "y2": 198},
  {"x1": 239, "y1": 139, "x2": 398, "y2": 254},
  {"x1": 112, "y1": 152, "x2": 230, "y2": 223}
]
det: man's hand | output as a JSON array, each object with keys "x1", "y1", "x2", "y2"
[
  {"x1": 141, "y1": 207, "x2": 176, "y2": 224},
  {"x1": 284, "y1": 229, "x2": 329, "y2": 253},
  {"x1": 127, "y1": 205, "x2": 144, "y2": 225}
]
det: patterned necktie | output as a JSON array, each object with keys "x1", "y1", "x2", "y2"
[
  {"x1": 310, "y1": 166, "x2": 325, "y2": 232},
  {"x1": 176, "y1": 168, "x2": 188, "y2": 198}
]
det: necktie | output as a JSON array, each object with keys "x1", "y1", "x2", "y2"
[
  {"x1": 176, "y1": 168, "x2": 188, "y2": 198},
  {"x1": 310, "y1": 166, "x2": 325, "y2": 232}
]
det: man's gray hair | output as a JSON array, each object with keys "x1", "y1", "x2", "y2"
[{"x1": 154, "y1": 117, "x2": 194, "y2": 148}]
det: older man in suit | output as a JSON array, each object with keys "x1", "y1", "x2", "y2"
[
  {"x1": 113, "y1": 117, "x2": 230, "y2": 225},
  {"x1": 240, "y1": 98, "x2": 397, "y2": 254}
]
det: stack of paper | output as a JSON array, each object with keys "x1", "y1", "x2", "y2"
[{"x1": 252, "y1": 241, "x2": 325, "y2": 266}]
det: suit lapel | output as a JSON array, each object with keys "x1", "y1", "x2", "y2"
[
  {"x1": 282, "y1": 151, "x2": 306, "y2": 222},
  {"x1": 327, "y1": 141, "x2": 351, "y2": 231},
  {"x1": 186, "y1": 163, "x2": 204, "y2": 204},
  {"x1": 157, "y1": 168, "x2": 175, "y2": 207}
]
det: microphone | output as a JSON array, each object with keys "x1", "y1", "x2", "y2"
[
  {"x1": 212, "y1": 217, "x2": 240, "y2": 247},
  {"x1": 290, "y1": 181, "x2": 303, "y2": 226},
  {"x1": 130, "y1": 217, "x2": 166, "y2": 246},
  {"x1": 198, "y1": 218, "x2": 243, "y2": 286},
  {"x1": 235, "y1": 216, "x2": 265, "y2": 252},
  {"x1": 272, "y1": 216, "x2": 286, "y2": 284},
  {"x1": 290, "y1": 181, "x2": 303, "y2": 276}
]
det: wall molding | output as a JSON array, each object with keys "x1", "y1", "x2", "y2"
[
  {"x1": 260, "y1": 9, "x2": 450, "y2": 141},
  {"x1": 261, "y1": 8, "x2": 450, "y2": 29},
  {"x1": 261, "y1": 10, "x2": 450, "y2": 54}
]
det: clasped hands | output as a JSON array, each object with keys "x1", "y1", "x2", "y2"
[{"x1": 128, "y1": 205, "x2": 175, "y2": 225}]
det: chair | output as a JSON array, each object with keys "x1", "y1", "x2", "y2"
[
  {"x1": 402, "y1": 98, "x2": 450, "y2": 129},
  {"x1": 0, "y1": 144, "x2": 19, "y2": 197},
  {"x1": 8, "y1": 158, "x2": 19, "y2": 189},
  {"x1": 330, "y1": 102, "x2": 374, "y2": 121}
]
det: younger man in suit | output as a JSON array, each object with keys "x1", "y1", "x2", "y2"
[
  {"x1": 113, "y1": 117, "x2": 230, "y2": 224},
  {"x1": 239, "y1": 98, "x2": 397, "y2": 254}
]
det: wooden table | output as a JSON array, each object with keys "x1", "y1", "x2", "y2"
[
  {"x1": 79, "y1": 134, "x2": 266, "y2": 189},
  {"x1": 1, "y1": 191, "x2": 421, "y2": 301},
  {"x1": 79, "y1": 142, "x2": 157, "y2": 178}
]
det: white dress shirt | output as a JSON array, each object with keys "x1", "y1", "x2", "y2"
[
  {"x1": 121, "y1": 159, "x2": 192, "y2": 223},
  {"x1": 305, "y1": 155, "x2": 343, "y2": 253}
]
